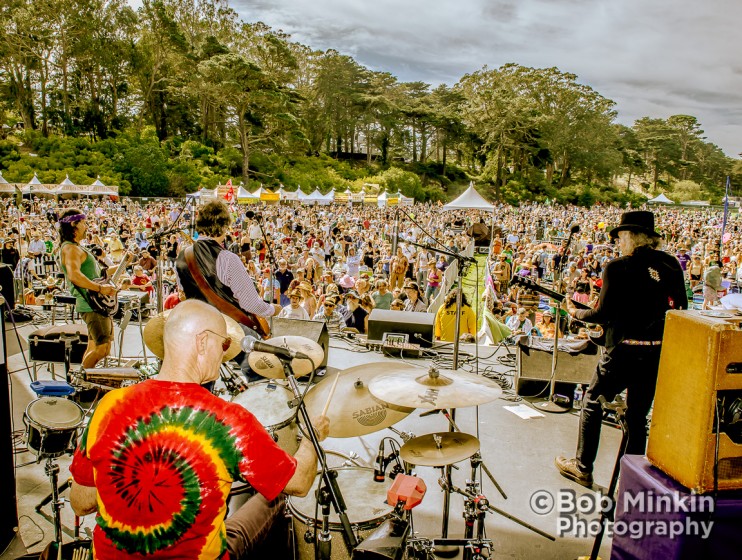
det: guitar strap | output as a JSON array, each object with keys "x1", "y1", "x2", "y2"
[{"x1": 183, "y1": 246, "x2": 255, "y2": 327}]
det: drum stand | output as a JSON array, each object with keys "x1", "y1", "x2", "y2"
[
  {"x1": 281, "y1": 358, "x2": 358, "y2": 556},
  {"x1": 43, "y1": 456, "x2": 66, "y2": 556}
]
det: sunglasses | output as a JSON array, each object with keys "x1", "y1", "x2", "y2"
[
  {"x1": 201, "y1": 330, "x2": 232, "y2": 353},
  {"x1": 324, "y1": 303, "x2": 336, "y2": 309}
]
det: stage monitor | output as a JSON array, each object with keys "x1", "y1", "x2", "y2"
[{"x1": 367, "y1": 309, "x2": 435, "y2": 348}]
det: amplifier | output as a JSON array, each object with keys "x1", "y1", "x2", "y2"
[{"x1": 648, "y1": 310, "x2": 742, "y2": 493}]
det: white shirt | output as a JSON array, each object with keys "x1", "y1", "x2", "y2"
[{"x1": 277, "y1": 305, "x2": 310, "y2": 320}]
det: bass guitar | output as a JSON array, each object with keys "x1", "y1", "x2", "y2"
[
  {"x1": 510, "y1": 275, "x2": 605, "y2": 346},
  {"x1": 84, "y1": 252, "x2": 134, "y2": 317}
]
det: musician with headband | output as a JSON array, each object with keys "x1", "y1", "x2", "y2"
[
  {"x1": 58, "y1": 209, "x2": 116, "y2": 368},
  {"x1": 176, "y1": 200, "x2": 281, "y2": 339},
  {"x1": 69, "y1": 299, "x2": 330, "y2": 559}
]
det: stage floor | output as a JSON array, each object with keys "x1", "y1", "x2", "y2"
[{"x1": 3, "y1": 315, "x2": 619, "y2": 559}]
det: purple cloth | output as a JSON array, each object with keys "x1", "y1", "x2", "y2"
[{"x1": 610, "y1": 455, "x2": 742, "y2": 560}]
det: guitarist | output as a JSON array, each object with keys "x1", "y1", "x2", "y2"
[
  {"x1": 175, "y1": 200, "x2": 281, "y2": 342},
  {"x1": 555, "y1": 211, "x2": 687, "y2": 488},
  {"x1": 59, "y1": 209, "x2": 117, "y2": 369}
]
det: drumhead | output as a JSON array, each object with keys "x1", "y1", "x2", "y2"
[
  {"x1": 231, "y1": 381, "x2": 295, "y2": 427},
  {"x1": 26, "y1": 398, "x2": 84, "y2": 429},
  {"x1": 289, "y1": 467, "x2": 392, "y2": 528}
]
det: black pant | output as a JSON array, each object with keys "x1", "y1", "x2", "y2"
[{"x1": 576, "y1": 344, "x2": 661, "y2": 473}]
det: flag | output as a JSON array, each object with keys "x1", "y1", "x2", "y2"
[
  {"x1": 721, "y1": 176, "x2": 730, "y2": 250},
  {"x1": 224, "y1": 179, "x2": 234, "y2": 202}
]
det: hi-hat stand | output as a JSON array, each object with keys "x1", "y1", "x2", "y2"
[{"x1": 281, "y1": 358, "x2": 357, "y2": 557}]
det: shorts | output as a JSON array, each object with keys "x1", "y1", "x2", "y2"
[
  {"x1": 81, "y1": 312, "x2": 114, "y2": 345},
  {"x1": 690, "y1": 274, "x2": 700, "y2": 281}
]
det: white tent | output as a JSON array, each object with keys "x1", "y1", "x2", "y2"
[
  {"x1": 236, "y1": 186, "x2": 256, "y2": 202},
  {"x1": 303, "y1": 189, "x2": 330, "y2": 205},
  {"x1": 321, "y1": 190, "x2": 335, "y2": 203},
  {"x1": 442, "y1": 183, "x2": 494, "y2": 211},
  {"x1": 648, "y1": 193, "x2": 675, "y2": 205},
  {"x1": 198, "y1": 186, "x2": 218, "y2": 200},
  {"x1": 296, "y1": 189, "x2": 309, "y2": 201},
  {"x1": 278, "y1": 186, "x2": 299, "y2": 201},
  {"x1": 399, "y1": 194, "x2": 414, "y2": 206},
  {"x1": 0, "y1": 171, "x2": 14, "y2": 194},
  {"x1": 25, "y1": 173, "x2": 59, "y2": 196},
  {"x1": 57, "y1": 175, "x2": 86, "y2": 196}
]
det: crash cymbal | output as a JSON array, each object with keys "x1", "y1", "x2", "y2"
[
  {"x1": 304, "y1": 363, "x2": 414, "y2": 438},
  {"x1": 144, "y1": 310, "x2": 243, "y2": 363},
  {"x1": 368, "y1": 367, "x2": 503, "y2": 409},
  {"x1": 247, "y1": 335, "x2": 325, "y2": 379},
  {"x1": 400, "y1": 432, "x2": 480, "y2": 467}
]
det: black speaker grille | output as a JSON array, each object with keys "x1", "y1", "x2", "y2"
[{"x1": 718, "y1": 456, "x2": 742, "y2": 480}]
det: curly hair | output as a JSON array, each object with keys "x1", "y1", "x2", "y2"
[
  {"x1": 59, "y1": 208, "x2": 84, "y2": 243},
  {"x1": 444, "y1": 288, "x2": 470, "y2": 309},
  {"x1": 195, "y1": 200, "x2": 232, "y2": 237}
]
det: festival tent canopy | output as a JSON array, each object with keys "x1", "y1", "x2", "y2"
[
  {"x1": 278, "y1": 185, "x2": 299, "y2": 201},
  {"x1": 235, "y1": 186, "x2": 256, "y2": 202},
  {"x1": 321, "y1": 190, "x2": 335, "y2": 203},
  {"x1": 197, "y1": 186, "x2": 218, "y2": 200},
  {"x1": 0, "y1": 171, "x2": 14, "y2": 194},
  {"x1": 251, "y1": 186, "x2": 280, "y2": 202},
  {"x1": 334, "y1": 188, "x2": 352, "y2": 204},
  {"x1": 442, "y1": 183, "x2": 494, "y2": 211},
  {"x1": 302, "y1": 189, "x2": 331, "y2": 205},
  {"x1": 648, "y1": 193, "x2": 675, "y2": 205},
  {"x1": 399, "y1": 194, "x2": 414, "y2": 206},
  {"x1": 23, "y1": 173, "x2": 58, "y2": 196}
]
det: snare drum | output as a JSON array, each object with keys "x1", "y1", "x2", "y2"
[
  {"x1": 288, "y1": 467, "x2": 393, "y2": 560},
  {"x1": 24, "y1": 397, "x2": 84, "y2": 458},
  {"x1": 231, "y1": 381, "x2": 300, "y2": 455}
]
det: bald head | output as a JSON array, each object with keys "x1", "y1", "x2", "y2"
[{"x1": 160, "y1": 300, "x2": 226, "y2": 384}]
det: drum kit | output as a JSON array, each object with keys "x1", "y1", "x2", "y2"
[
  {"x1": 193, "y1": 330, "x2": 554, "y2": 560},
  {"x1": 20, "y1": 309, "x2": 551, "y2": 559}
]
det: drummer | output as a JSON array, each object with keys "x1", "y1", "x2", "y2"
[{"x1": 69, "y1": 300, "x2": 330, "y2": 559}]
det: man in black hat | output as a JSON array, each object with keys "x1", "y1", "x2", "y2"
[{"x1": 555, "y1": 211, "x2": 687, "y2": 487}]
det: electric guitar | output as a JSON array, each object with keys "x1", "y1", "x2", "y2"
[
  {"x1": 85, "y1": 252, "x2": 134, "y2": 316},
  {"x1": 510, "y1": 275, "x2": 605, "y2": 346}
]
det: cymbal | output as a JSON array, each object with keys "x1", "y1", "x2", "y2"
[
  {"x1": 144, "y1": 310, "x2": 243, "y2": 363},
  {"x1": 400, "y1": 432, "x2": 480, "y2": 466},
  {"x1": 304, "y1": 363, "x2": 414, "y2": 438},
  {"x1": 368, "y1": 367, "x2": 503, "y2": 409},
  {"x1": 247, "y1": 335, "x2": 325, "y2": 379}
]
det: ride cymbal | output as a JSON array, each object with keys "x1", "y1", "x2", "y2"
[
  {"x1": 304, "y1": 363, "x2": 414, "y2": 438},
  {"x1": 368, "y1": 367, "x2": 502, "y2": 409},
  {"x1": 143, "y1": 310, "x2": 244, "y2": 363},
  {"x1": 247, "y1": 335, "x2": 325, "y2": 378},
  {"x1": 400, "y1": 432, "x2": 480, "y2": 466}
]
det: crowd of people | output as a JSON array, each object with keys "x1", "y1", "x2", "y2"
[{"x1": 0, "y1": 196, "x2": 740, "y2": 345}]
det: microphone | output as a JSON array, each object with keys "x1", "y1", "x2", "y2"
[
  {"x1": 570, "y1": 224, "x2": 580, "y2": 235},
  {"x1": 241, "y1": 335, "x2": 309, "y2": 360},
  {"x1": 245, "y1": 210, "x2": 262, "y2": 221},
  {"x1": 374, "y1": 440, "x2": 386, "y2": 482}
]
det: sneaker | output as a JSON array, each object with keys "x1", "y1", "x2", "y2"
[{"x1": 555, "y1": 456, "x2": 593, "y2": 488}]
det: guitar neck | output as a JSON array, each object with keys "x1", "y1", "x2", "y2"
[
  {"x1": 511, "y1": 277, "x2": 592, "y2": 310},
  {"x1": 109, "y1": 253, "x2": 133, "y2": 285}
]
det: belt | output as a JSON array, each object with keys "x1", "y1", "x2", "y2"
[{"x1": 621, "y1": 339, "x2": 662, "y2": 346}]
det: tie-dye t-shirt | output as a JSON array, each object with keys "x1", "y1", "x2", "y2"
[{"x1": 70, "y1": 379, "x2": 296, "y2": 559}]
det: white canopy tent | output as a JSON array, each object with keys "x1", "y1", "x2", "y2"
[
  {"x1": 198, "y1": 187, "x2": 218, "y2": 200},
  {"x1": 302, "y1": 189, "x2": 331, "y2": 205},
  {"x1": 0, "y1": 171, "x2": 14, "y2": 195},
  {"x1": 236, "y1": 186, "x2": 257, "y2": 202},
  {"x1": 278, "y1": 186, "x2": 299, "y2": 201},
  {"x1": 442, "y1": 183, "x2": 494, "y2": 211},
  {"x1": 648, "y1": 193, "x2": 675, "y2": 205}
]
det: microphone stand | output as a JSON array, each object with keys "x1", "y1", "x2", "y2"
[
  {"x1": 534, "y1": 224, "x2": 579, "y2": 414},
  {"x1": 281, "y1": 358, "x2": 358, "y2": 551},
  {"x1": 147, "y1": 196, "x2": 194, "y2": 313},
  {"x1": 251, "y1": 212, "x2": 278, "y2": 329}
]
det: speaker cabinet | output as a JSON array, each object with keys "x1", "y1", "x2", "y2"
[
  {"x1": 367, "y1": 309, "x2": 435, "y2": 348},
  {"x1": 648, "y1": 310, "x2": 742, "y2": 493},
  {"x1": 271, "y1": 318, "x2": 329, "y2": 368},
  {"x1": 514, "y1": 337, "x2": 600, "y2": 393}
]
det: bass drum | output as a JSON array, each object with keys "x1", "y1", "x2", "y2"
[
  {"x1": 24, "y1": 397, "x2": 84, "y2": 459},
  {"x1": 231, "y1": 380, "x2": 300, "y2": 455},
  {"x1": 288, "y1": 467, "x2": 393, "y2": 560}
]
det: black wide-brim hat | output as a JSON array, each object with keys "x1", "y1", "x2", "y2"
[{"x1": 609, "y1": 211, "x2": 661, "y2": 240}]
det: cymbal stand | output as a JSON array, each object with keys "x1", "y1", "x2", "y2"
[
  {"x1": 281, "y1": 358, "x2": 358, "y2": 551},
  {"x1": 44, "y1": 456, "x2": 65, "y2": 557},
  {"x1": 439, "y1": 477, "x2": 555, "y2": 546}
]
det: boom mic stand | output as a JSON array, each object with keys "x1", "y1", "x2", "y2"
[
  {"x1": 281, "y1": 358, "x2": 358, "y2": 552},
  {"x1": 534, "y1": 224, "x2": 580, "y2": 414},
  {"x1": 247, "y1": 210, "x2": 278, "y2": 328}
]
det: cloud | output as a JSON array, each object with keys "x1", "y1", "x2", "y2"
[{"x1": 194, "y1": 0, "x2": 742, "y2": 155}]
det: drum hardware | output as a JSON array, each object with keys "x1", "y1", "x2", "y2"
[
  {"x1": 22, "y1": 396, "x2": 86, "y2": 557},
  {"x1": 387, "y1": 426, "x2": 415, "y2": 443},
  {"x1": 219, "y1": 363, "x2": 248, "y2": 396},
  {"x1": 281, "y1": 356, "x2": 359, "y2": 552},
  {"x1": 247, "y1": 335, "x2": 325, "y2": 379}
]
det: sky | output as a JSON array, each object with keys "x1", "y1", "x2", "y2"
[{"x1": 131, "y1": 0, "x2": 742, "y2": 157}]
